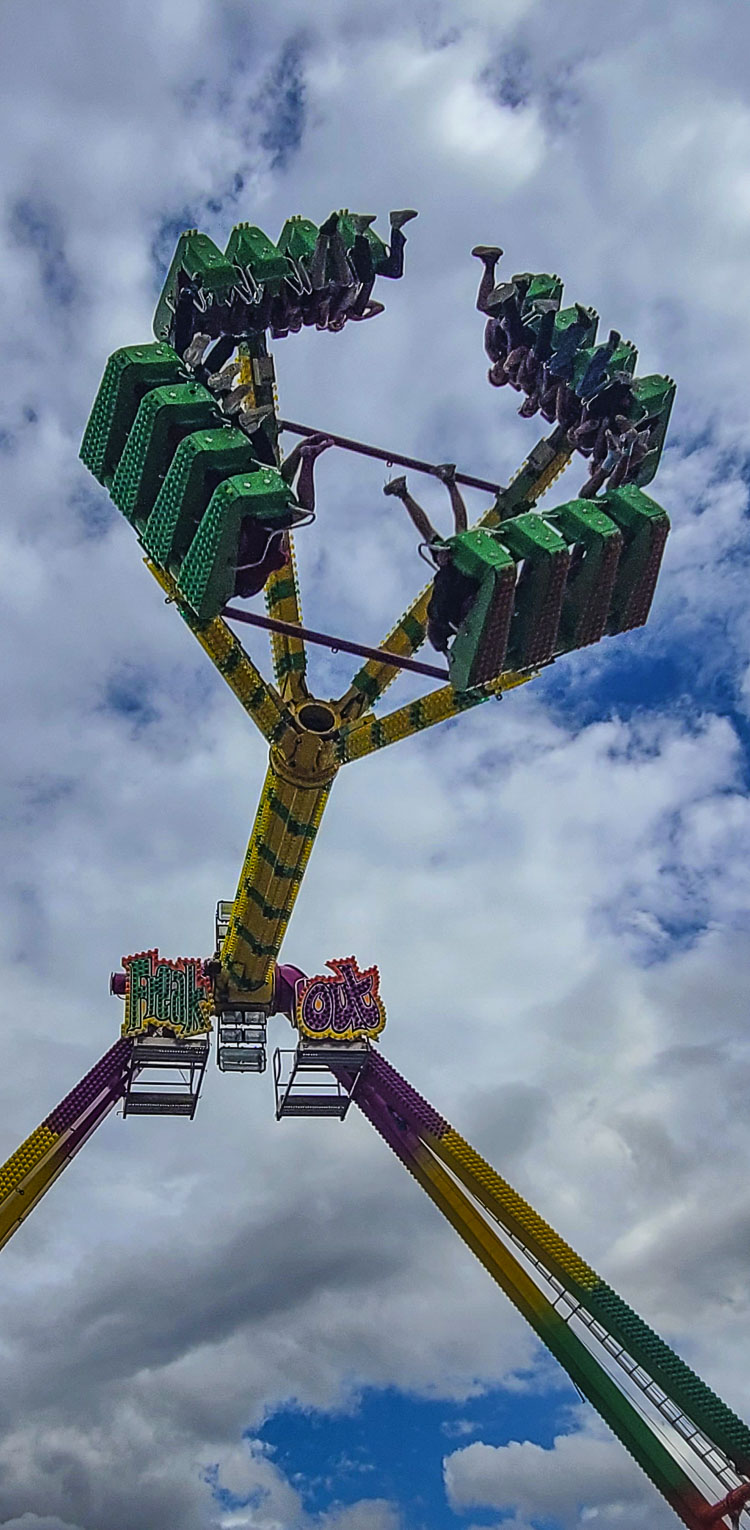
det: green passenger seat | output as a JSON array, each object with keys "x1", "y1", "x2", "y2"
[
  {"x1": 178, "y1": 467, "x2": 297, "y2": 623},
  {"x1": 153, "y1": 231, "x2": 239, "y2": 342},
  {"x1": 519, "y1": 273, "x2": 564, "y2": 318},
  {"x1": 225, "y1": 224, "x2": 290, "y2": 287},
  {"x1": 551, "y1": 499, "x2": 623, "y2": 652},
  {"x1": 336, "y1": 212, "x2": 389, "y2": 272},
  {"x1": 627, "y1": 375, "x2": 676, "y2": 486},
  {"x1": 276, "y1": 216, "x2": 319, "y2": 265},
  {"x1": 447, "y1": 530, "x2": 517, "y2": 691},
  {"x1": 601, "y1": 484, "x2": 670, "y2": 633},
  {"x1": 142, "y1": 428, "x2": 261, "y2": 574},
  {"x1": 79, "y1": 343, "x2": 184, "y2": 486},
  {"x1": 111, "y1": 382, "x2": 220, "y2": 530},
  {"x1": 495, "y1": 513, "x2": 570, "y2": 668}
]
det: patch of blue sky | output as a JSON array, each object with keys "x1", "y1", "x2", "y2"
[
  {"x1": 102, "y1": 666, "x2": 159, "y2": 732},
  {"x1": 247, "y1": 1377, "x2": 577, "y2": 1530},
  {"x1": 206, "y1": 170, "x2": 245, "y2": 219},
  {"x1": 0, "y1": 403, "x2": 40, "y2": 458},
  {"x1": 2, "y1": 773, "x2": 76, "y2": 832},
  {"x1": 595, "y1": 889, "x2": 720, "y2": 968},
  {"x1": 480, "y1": 47, "x2": 533, "y2": 111},
  {"x1": 69, "y1": 483, "x2": 114, "y2": 541},
  {"x1": 258, "y1": 39, "x2": 307, "y2": 172},
  {"x1": 149, "y1": 206, "x2": 203, "y2": 291},
  {"x1": 478, "y1": 45, "x2": 580, "y2": 128},
  {"x1": 8, "y1": 197, "x2": 80, "y2": 310},
  {"x1": 537, "y1": 606, "x2": 750, "y2": 784},
  {"x1": 148, "y1": 170, "x2": 248, "y2": 291}
]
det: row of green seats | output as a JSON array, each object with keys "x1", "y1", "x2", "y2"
[
  {"x1": 80, "y1": 343, "x2": 299, "y2": 621},
  {"x1": 447, "y1": 487, "x2": 670, "y2": 691},
  {"x1": 152, "y1": 214, "x2": 393, "y2": 342},
  {"x1": 501, "y1": 272, "x2": 674, "y2": 487}
]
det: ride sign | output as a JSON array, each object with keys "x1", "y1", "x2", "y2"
[
  {"x1": 121, "y1": 949, "x2": 213, "y2": 1038},
  {"x1": 295, "y1": 957, "x2": 386, "y2": 1043}
]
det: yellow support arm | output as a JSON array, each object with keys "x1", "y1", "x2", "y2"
[
  {"x1": 338, "y1": 669, "x2": 532, "y2": 763},
  {"x1": 219, "y1": 709, "x2": 341, "y2": 1003},
  {"x1": 0, "y1": 1039, "x2": 130, "y2": 1251},
  {"x1": 264, "y1": 538, "x2": 309, "y2": 702},
  {"x1": 146, "y1": 562, "x2": 290, "y2": 744},
  {"x1": 350, "y1": 1073, "x2": 718, "y2": 1530},
  {"x1": 337, "y1": 434, "x2": 572, "y2": 723}
]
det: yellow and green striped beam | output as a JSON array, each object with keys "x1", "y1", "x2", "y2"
[
  {"x1": 264, "y1": 540, "x2": 308, "y2": 702},
  {"x1": 220, "y1": 752, "x2": 335, "y2": 1002},
  {"x1": 341, "y1": 1048, "x2": 750, "y2": 1518},
  {"x1": 147, "y1": 561, "x2": 291, "y2": 745},
  {"x1": 0, "y1": 1038, "x2": 131, "y2": 1252}
]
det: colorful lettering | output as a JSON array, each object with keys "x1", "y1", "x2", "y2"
[{"x1": 296, "y1": 957, "x2": 386, "y2": 1043}]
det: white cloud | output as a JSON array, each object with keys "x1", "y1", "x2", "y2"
[{"x1": 444, "y1": 1418, "x2": 674, "y2": 1529}]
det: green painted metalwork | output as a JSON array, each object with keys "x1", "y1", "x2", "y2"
[
  {"x1": 446, "y1": 529, "x2": 516, "y2": 691},
  {"x1": 495, "y1": 511, "x2": 570, "y2": 667},
  {"x1": 141, "y1": 427, "x2": 258, "y2": 573},
  {"x1": 602, "y1": 484, "x2": 671, "y2": 633},
  {"x1": 178, "y1": 467, "x2": 295, "y2": 623},
  {"x1": 276, "y1": 215, "x2": 319, "y2": 264},
  {"x1": 79, "y1": 343, "x2": 184, "y2": 485},
  {"x1": 518, "y1": 271, "x2": 564, "y2": 315},
  {"x1": 550, "y1": 498, "x2": 624, "y2": 651},
  {"x1": 153, "y1": 230, "x2": 239, "y2": 343},
  {"x1": 110, "y1": 382, "x2": 219, "y2": 529},
  {"x1": 629, "y1": 374, "x2": 677, "y2": 486},
  {"x1": 225, "y1": 223, "x2": 289, "y2": 286}
]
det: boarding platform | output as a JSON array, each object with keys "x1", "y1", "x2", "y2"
[
  {"x1": 123, "y1": 1035, "x2": 210, "y2": 1118},
  {"x1": 273, "y1": 1046, "x2": 370, "y2": 1121}
]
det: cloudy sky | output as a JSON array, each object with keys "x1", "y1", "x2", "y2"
[{"x1": 1, "y1": 1, "x2": 749, "y2": 1528}]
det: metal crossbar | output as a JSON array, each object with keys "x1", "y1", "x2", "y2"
[
  {"x1": 279, "y1": 419, "x2": 504, "y2": 494},
  {"x1": 222, "y1": 605, "x2": 450, "y2": 680}
]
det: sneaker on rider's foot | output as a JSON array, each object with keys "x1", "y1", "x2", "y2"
[{"x1": 389, "y1": 209, "x2": 418, "y2": 231}]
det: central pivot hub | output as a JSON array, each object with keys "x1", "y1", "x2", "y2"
[{"x1": 295, "y1": 700, "x2": 338, "y2": 736}]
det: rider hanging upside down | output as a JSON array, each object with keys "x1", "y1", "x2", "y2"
[
  {"x1": 233, "y1": 435, "x2": 333, "y2": 599},
  {"x1": 383, "y1": 465, "x2": 478, "y2": 653}
]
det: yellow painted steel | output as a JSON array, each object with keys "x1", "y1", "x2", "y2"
[
  {"x1": 338, "y1": 670, "x2": 533, "y2": 763},
  {"x1": 141, "y1": 429, "x2": 574, "y2": 997},
  {"x1": 0, "y1": 1133, "x2": 72, "y2": 1251},
  {"x1": 0, "y1": 1103, "x2": 121, "y2": 1252},
  {"x1": 264, "y1": 537, "x2": 308, "y2": 702},
  {"x1": 337, "y1": 585, "x2": 433, "y2": 722},
  {"x1": 483, "y1": 443, "x2": 573, "y2": 528},
  {"x1": 236, "y1": 340, "x2": 308, "y2": 701},
  {"x1": 0, "y1": 1123, "x2": 58, "y2": 1199},
  {"x1": 220, "y1": 713, "x2": 340, "y2": 1002},
  {"x1": 391, "y1": 1135, "x2": 710, "y2": 1530},
  {"x1": 146, "y1": 561, "x2": 289, "y2": 743},
  {"x1": 435, "y1": 1127, "x2": 599, "y2": 1294}
]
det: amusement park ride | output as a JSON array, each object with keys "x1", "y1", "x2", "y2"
[{"x1": 1, "y1": 206, "x2": 747, "y2": 1530}]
